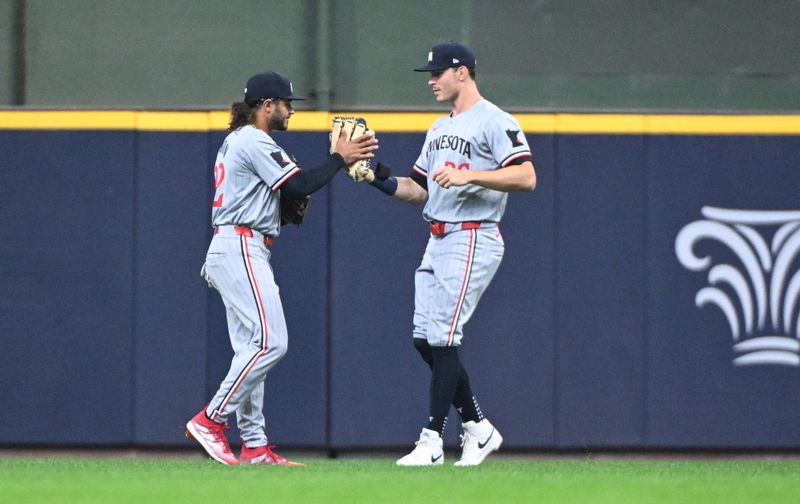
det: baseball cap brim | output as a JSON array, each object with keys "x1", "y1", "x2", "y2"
[
  {"x1": 280, "y1": 94, "x2": 306, "y2": 101},
  {"x1": 413, "y1": 63, "x2": 449, "y2": 72}
]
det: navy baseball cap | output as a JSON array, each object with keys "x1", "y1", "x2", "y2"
[
  {"x1": 414, "y1": 42, "x2": 476, "y2": 72},
  {"x1": 244, "y1": 71, "x2": 306, "y2": 104}
]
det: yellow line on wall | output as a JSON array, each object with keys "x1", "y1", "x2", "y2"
[
  {"x1": 1, "y1": 110, "x2": 800, "y2": 135},
  {"x1": 0, "y1": 111, "x2": 138, "y2": 130},
  {"x1": 137, "y1": 111, "x2": 212, "y2": 131},
  {"x1": 645, "y1": 115, "x2": 800, "y2": 135},
  {"x1": 555, "y1": 114, "x2": 646, "y2": 134}
]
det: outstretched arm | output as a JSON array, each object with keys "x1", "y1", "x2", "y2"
[
  {"x1": 281, "y1": 134, "x2": 380, "y2": 199},
  {"x1": 280, "y1": 153, "x2": 345, "y2": 199},
  {"x1": 365, "y1": 166, "x2": 427, "y2": 207},
  {"x1": 394, "y1": 176, "x2": 428, "y2": 206}
]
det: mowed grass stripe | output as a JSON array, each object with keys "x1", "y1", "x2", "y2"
[{"x1": 1, "y1": 458, "x2": 799, "y2": 504}]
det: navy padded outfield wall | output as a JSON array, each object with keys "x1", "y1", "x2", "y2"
[{"x1": 1, "y1": 112, "x2": 799, "y2": 449}]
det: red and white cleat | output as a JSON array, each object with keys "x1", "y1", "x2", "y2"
[
  {"x1": 240, "y1": 443, "x2": 305, "y2": 466},
  {"x1": 185, "y1": 409, "x2": 239, "y2": 465}
]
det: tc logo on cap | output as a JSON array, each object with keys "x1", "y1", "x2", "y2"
[
  {"x1": 243, "y1": 71, "x2": 306, "y2": 103},
  {"x1": 414, "y1": 42, "x2": 476, "y2": 72}
]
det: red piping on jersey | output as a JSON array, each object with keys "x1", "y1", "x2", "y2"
[
  {"x1": 272, "y1": 166, "x2": 301, "y2": 191},
  {"x1": 501, "y1": 151, "x2": 531, "y2": 167},
  {"x1": 446, "y1": 229, "x2": 476, "y2": 346},
  {"x1": 242, "y1": 235, "x2": 269, "y2": 351},
  {"x1": 211, "y1": 235, "x2": 270, "y2": 420},
  {"x1": 412, "y1": 165, "x2": 427, "y2": 177}
]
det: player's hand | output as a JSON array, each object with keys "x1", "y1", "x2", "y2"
[
  {"x1": 433, "y1": 166, "x2": 471, "y2": 188},
  {"x1": 335, "y1": 131, "x2": 378, "y2": 166},
  {"x1": 200, "y1": 262, "x2": 213, "y2": 288}
]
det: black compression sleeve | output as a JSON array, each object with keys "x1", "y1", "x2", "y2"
[
  {"x1": 504, "y1": 155, "x2": 533, "y2": 167},
  {"x1": 281, "y1": 153, "x2": 346, "y2": 198},
  {"x1": 410, "y1": 169, "x2": 428, "y2": 191}
]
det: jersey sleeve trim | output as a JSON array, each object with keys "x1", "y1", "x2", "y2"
[
  {"x1": 272, "y1": 166, "x2": 301, "y2": 191},
  {"x1": 412, "y1": 164, "x2": 427, "y2": 176},
  {"x1": 500, "y1": 151, "x2": 532, "y2": 167}
]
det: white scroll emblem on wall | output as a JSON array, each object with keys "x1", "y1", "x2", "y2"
[{"x1": 675, "y1": 207, "x2": 800, "y2": 366}]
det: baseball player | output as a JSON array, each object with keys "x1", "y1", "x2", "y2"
[
  {"x1": 186, "y1": 71, "x2": 377, "y2": 465},
  {"x1": 365, "y1": 42, "x2": 536, "y2": 466}
]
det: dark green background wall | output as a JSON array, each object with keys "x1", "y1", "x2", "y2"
[
  {"x1": 2, "y1": 0, "x2": 800, "y2": 111},
  {"x1": 0, "y1": 0, "x2": 18, "y2": 104}
]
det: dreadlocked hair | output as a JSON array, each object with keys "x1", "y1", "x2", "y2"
[{"x1": 228, "y1": 101, "x2": 258, "y2": 132}]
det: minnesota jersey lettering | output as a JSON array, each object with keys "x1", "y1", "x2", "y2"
[{"x1": 427, "y1": 134, "x2": 472, "y2": 158}]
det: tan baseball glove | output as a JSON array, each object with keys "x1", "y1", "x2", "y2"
[{"x1": 330, "y1": 116, "x2": 374, "y2": 182}]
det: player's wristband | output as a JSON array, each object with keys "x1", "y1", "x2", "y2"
[{"x1": 369, "y1": 176, "x2": 398, "y2": 196}]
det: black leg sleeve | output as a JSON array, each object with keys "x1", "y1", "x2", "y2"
[
  {"x1": 415, "y1": 339, "x2": 482, "y2": 422},
  {"x1": 452, "y1": 365, "x2": 484, "y2": 423},
  {"x1": 413, "y1": 338, "x2": 433, "y2": 369},
  {"x1": 426, "y1": 346, "x2": 460, "y2": 436}
]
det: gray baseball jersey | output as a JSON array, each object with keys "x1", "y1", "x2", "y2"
[
  {"x1": 412, "y1": 99, "x2": 532, "y2": 347},
  {"x1": 203, "y1": 124, "x2": 300, "y2": 446},
  {"x1": 413, "y1": 99, "x2": 531, "y2": 224},
  {"x1": 212, "y1": 125, "x2": 299, "y2": 238}
]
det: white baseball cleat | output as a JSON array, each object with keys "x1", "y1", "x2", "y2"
[
  {"x1": 396, "y1": 428, "x2": 444, "y2": 466},
  {"x1": 454, "y1": 419, "x2": 503, "y2": 466}
]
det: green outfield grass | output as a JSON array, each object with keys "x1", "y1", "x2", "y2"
[{"x1": 1, "y1": 456, "x2": 799, "y2": 504}]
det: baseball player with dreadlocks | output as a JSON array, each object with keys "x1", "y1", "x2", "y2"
[
  {"x1": 364, "y1": 42, "x2": 536, "y2": 466},
  {"x1": 186, "y1": 71, "x2": 377, "y2": 465}
]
